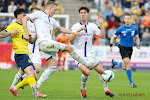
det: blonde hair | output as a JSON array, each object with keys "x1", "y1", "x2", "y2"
[{"x1": 45, "y1": 1, "x2": 57, "y2": 8}]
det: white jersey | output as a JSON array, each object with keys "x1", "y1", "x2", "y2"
[
  {"x1": 28, "y1": 11, "x2": 60, "y2": 43},
  {"x1": 27, "y1": 20, "x2": 41, "y2": 64},
  {"x1": 27, "y1": 20, "x2": 39, "y2": 54},
  {"x1": 71, "y1": 22, "x2": 101, "y2": 57}
]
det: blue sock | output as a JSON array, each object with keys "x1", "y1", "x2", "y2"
[
  {"x1": 113, "y1": 61, "x2": 122, "y2": 67},
  {"x1": 113, "y1": 61, "x2": 118, "y2": 65},
  {"x1": 119, "y1": 63, "x2": 122, "y2": 67},
  {"x1": 126, "y1": 70, "x2": 133, "y2": 85}
]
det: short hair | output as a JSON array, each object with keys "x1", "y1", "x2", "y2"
[
  {"x1": 45, "y1": 1, "x2": 57, "y2": 8},
  {"x1": 30, "y1": 7, "x2": 40, "y2": 13},
  {"x1": 79, "y1": 7, "x2": 89, "y2": 13},
  {"x1": 124, "y1": 14, "x2": 131, "y2": 17},
  {"x1": 14, "y1": 8, "x2": 26, "y2": 18}
]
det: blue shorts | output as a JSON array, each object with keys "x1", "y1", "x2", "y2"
[{"x1": 15, "y1": 54, "x2": 35, "y2": 71}]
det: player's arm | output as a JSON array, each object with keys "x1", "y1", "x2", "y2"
[
  {"x1": 57, "y1": 27, "x2": 82, "y2": 36},
  {"x1": 109, "y1": 35, "x2": 117, "y2": 52},
  {"x1": 135, "y1": 35, "x2": 140, "y2": 49},
  {"x1": 109, "y1": 27, "x2": 121, "y2": 53},
  {"x1": 97, "y1": 15, "x2": 105, "y2": 39},
  {"x1": 22, "y1": 16, "x2": 31, "y2": 41},
  {"x1": 69, "y1": 26, "x2": 86, "y2": 43},
  {"x1": 29, "y1": 33, "x2": 37, "y2": 44},
  {"x1": 69, "y1": 34, "x2": 76, "y2": 43},
  {"x1": 0, "y1": 29, "x2": 18, "y2": 38},
  {"x1": 134, "y1": 27, "x2": 140, "y2": 49}
]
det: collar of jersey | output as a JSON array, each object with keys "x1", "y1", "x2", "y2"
[
  {"x1": 124, "y1": 24, "x2": 131, "y2": 28},
  {"x1": 43, "y1": 11, "x2": 50, "y2": 17},
  {"x1": 30, "y1": 20, "x2": 33, "y2": 23},
  {"x1": 79, "y1": 21, "x2": 88, "y2": 25},
  {"x1": 16, "y1": 21, "x2": 22, "y2": 25}
]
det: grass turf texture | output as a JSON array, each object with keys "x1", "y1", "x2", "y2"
[{"x1": 0, "y1": 69, "x2": 149, "y2": 100}]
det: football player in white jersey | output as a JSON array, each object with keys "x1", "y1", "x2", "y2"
[
  {"x1": 10, "y1": 7, "x2": 47, "y2": 97},
  {"x1": 22, "y1": 1, "x2": 96, "y2": 94},
  {"x1": 69, "y1": 7, "x2": 115, "y2": 98}
]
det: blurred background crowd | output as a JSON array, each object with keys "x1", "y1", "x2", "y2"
[{"x1": 0, "y1": 0, "x2": 150, "y2": 46}]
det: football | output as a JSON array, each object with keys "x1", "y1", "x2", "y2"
[{"x1": 102, "y1": 70, "x2": 114, "y2": 82}]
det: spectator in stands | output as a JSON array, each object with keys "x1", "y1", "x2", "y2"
[
  {"x1": 144, "y1": 0, "x2": 150, "y2": 11},
  {"x1": 139, "y1": 0, "x2": 146, "y2": 7},
  {"x1": 140, "y1": 5, "x2": 146, "y2": 20},
  {"x1": 29, "y1": 1, "x2": 40, "y2": 11},
  {"x1": 0, "y1": 0, "x2": 8, "y2": 12},
  {"x1": 142, "y1": 28, "x2": 150, "y2": 46},
  {"x1": 55, "y1": 1, "x2": 64, "y2": 14},
  {"x1": 54, "y1": 1, "x2": 65, "y2": 37},
  {"x1": 112, "y1": 2, "x2": 122, "y2": 22},
  {"x1": 130, "y1": 2, "x2": 141, "y2": 27},
  {"x1": 100, "y1": 0, "x2": 113, "y2": 11},
  {"x1": 142, "y1": 8, "x2": 150, "y2": 30},
  {"x1": 140, "y1": 4, "x2": 146, "y2": 16},
  {"x1": 107, "y1": 25, "x2": 116, "y2": 40},
  {"x1": 123, "y1": 0, "x2": 131, "y2": 14},
  {"x1": 107, "y1": 15, "x2": 119, "y2": 30},
  {"x1": 94, "y1": 0, "x2": 100, "y2": 12},
  {"x1": 20, "y1": 3, "x2": 27, "y2": 12},
  {"x1": 142, "y1": 28, "x2": 150, "y2": 40},
  {"x1": 102, "y1": 3, "x2": 112, "y2": 21},
  {"x1": 8, "y1": 0, "x2": 17, "y2": 13},
  {"x1": 29, "y1": 1, "x2": 36, "y2": 10},
  {"x1": 112, "y1": 0, "x2": 122, "y2": 8}
]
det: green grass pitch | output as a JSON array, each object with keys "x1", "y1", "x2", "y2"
[{"x1": 0, "y1": 69, "x2": 150, "y2": 100}]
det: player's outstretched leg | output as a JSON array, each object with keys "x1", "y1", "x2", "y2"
[
  {"x1": 80, "y1": 74, "x2": 89, "y2": 98},
  {"x1": 36, "y1": 66, "x2": 57, "y2": 89},
  {"x1": 99, "y1": 74, "x2": 115, "y2": 97},
  {"x1": 111, "y1": 59, "x2": 122, "y2": 68}
]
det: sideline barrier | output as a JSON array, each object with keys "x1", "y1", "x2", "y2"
[
  {"x1": 66, "y1": 46, "x2": 150, "y2": 69},
  {"x1": 0, "y1": 43, "x2": 150, "y2": 69}
]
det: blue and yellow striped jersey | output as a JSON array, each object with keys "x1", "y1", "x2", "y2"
[{"x1": 5, "y1": 22, "x2": 31, "y2": 55}]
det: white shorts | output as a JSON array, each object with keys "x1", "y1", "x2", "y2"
[
  {"x1": 29, "y1": 52, "x2": 41, "y2": 64},
  {"x1": 75, "y1": 53, "x2": 100, "y2": 70},
  {"x1": 39, "y1": 40, "x2": 66, "y2": 61}
]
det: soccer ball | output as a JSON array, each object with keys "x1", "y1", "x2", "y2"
[{"x1": 102, "y1": 70, "x2": 114, "y2": 82}]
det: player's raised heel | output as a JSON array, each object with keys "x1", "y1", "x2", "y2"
[
  {"x1": 31, "y1": 84, "x2": 38, "y2": 98},
  {"x1": 105, "y1": 90, "x2": 115, "y2": 97},
  {"x1": 80, "y1": 87, "x2": 87, "y2": 98},
  {"x1": 9, "y1": 87, "x2": 18, "y2": 96},
  {"x1": 111, "y1": 59, "x2": 115, "y2": 68},
  {"x1": 130, "y1": 83, "x2": 137, "y2": 88}
]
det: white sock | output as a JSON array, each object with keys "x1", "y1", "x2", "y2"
[
  {"x1": 81, "y1": 74, "x2": 89, "y2": 90},
  {"x1": 13, "y1": 86, "x2": 18, "y2": 91},
  {"x1": 99, "y1": 74, "x2": 108, "y2": 92},
  {"x1": 22, "y1": 74, "x2": 28, "y2": 79},
  {"x1": 37, "y1": 66, "x2": 57, "y2": 89},
  {"x1": 70, "y1": 51, "x2": 88, "y2": 67},
  {"x1": 11, "y1": 72, "x2": 22, "y2": 87}
]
